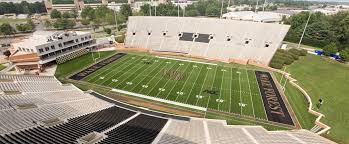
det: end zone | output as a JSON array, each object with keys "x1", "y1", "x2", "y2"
[{"x1": 255, "y1": 71, "x2": 294, "y2": 125}]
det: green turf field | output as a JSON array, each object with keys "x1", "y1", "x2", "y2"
[{"x1": 81, "y1": 54, "x2": 268, "y2": 119}]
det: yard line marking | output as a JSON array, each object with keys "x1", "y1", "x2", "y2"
[
  {"x1": 217, "y1": 67, "x2": 225, "y2": 111},
  {"x1": 96, "y1": 58, "x2": 142, "y2": 85},
  {"x1": 204, "y1": 65, "x2": 218, "y2": 110},
  {"x1": 124, "y1": 58, "x2": 162, "y2": 90},
  {"x1": 92, "y1": 55, "x2": 143, "y2": 84},
  {"x1": 102, "y1": 56, "x2": 145, "y2": 87},
  {"x1": 129, "y1": 59, "x2": 167, "y2": 92},
  {"x1": 143, "y1": 60, "x2": 179, "y2": 95},
  {"x1": 84, "y1": 55, "x2": 131, "y2": 82},
  {"x1": 164, "y1": 63, "x2": 191, "y2": 100},
  {"x1": 254, "y1": 70, "x2": 268, "y2": 120},
  {"x1": 246, "y1": 69, "x2": 256, "y2": 118},
  {"x1": 229, "y1": 67, "x2": 233, "y2": 113},
  {"x1": 238, "y1": 69, "x2": 243, "y2": 115},
  {"x1": 155, "y1": 56, "x2": 217, "y2": 65},
  {"x1": 175, "y1": 64, "x2": 196, "y2": 102},
  {"x1": 185, "y1": 65, "x2": 204, "y2": 103},
  {"x1": 113, "y1": 57, "x2": 157, "y2": 88},
  {"x1": 194, "y1": 66, "x2": 211, "y2": 106},
  {"x1": 155, "y1": 62, "x2": 184, "y2": 98}
]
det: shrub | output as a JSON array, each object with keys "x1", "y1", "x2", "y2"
[
  {"x1": 116, "y1": 34, "x2": 125, "y2": 43},
  {"x1": 284, "y1": 57, "x2": 294, "y2": 65},
  {"x1": 288, "y1": 48, "x2": 301, "y2": 56},
  {"x1": 271, "y1": 56, "x2": 285, "y2": 63},
  {"x1": 269, "y1": 62, "x2": 283, "y2": 69},
  {"x1": 323, "y1": 43, "x2": 338, "y2": 56},
  {"x1": 299, "y1": 49, "x2": 308, "y2": 56},
  {"x1": 104, "y1": 28, "x2": 112, "y2": 35},
  {"x1": 288, "y1": 52, "x2": 299, "y2": 60}
]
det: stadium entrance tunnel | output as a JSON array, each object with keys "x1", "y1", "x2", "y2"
[
  {"x1": 255, "y1": 71, "x2": 294, "y2": 126},
  {"x1": 70, "y1": 53, "x2": 127, "y2": 80}
]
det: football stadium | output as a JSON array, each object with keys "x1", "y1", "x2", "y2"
[{"x1": 0, "y1": 15, "x2": 340, "y2": 144}]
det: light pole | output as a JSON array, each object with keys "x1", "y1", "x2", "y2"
[
  {"x1": 178, "y1": 3, "x2": 180, "y2": 17},
  {"x1": 297, "y1": 11, "x2": 312, "y2": 49},
  {"x1": 113, "y1": 5, "x2": 118, "y2": 33},
  {"x1": 262, "y1": 0, "x2": 266, "y2": 11},
  {"x1": 220, "y1": 0, "x2": 224, "y2": 19}
]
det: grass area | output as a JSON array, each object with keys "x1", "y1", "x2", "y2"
[
  {"x1": 55, "y1": 51, "x2": 116, "y2": 79},
  {"x1": 285, "y1": 54, "x2": 349, "y2": 143},
  {"x1": 274, "y1": 73, "x2": 316, "y2": 130},
  {"x1": 0, "y1": 18, "x2": 28, "y2": 25},
  {"x1": 81, "y1": 53, "x2": 267, "y2": 119},
  {"x1": 0, "y1": 64, "x2": 6, "y2": 71}
]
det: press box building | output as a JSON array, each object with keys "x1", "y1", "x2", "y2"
[{"x1": 10, "y1": 31, "x2": 96, "y2": 71}]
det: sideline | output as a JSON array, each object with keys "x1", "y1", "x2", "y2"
[
  {"x1": 111, "y1": 88, "x2": 207, "y2": 111},
  {"x1": 155, "y1": 56, "x2": 217, "y2": 66}
]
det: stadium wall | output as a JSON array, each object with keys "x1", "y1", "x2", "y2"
[{"x1": 124, "y1": 16, "x2": 290, "y2": 65}]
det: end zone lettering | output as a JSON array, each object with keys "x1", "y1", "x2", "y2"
[{"x1": 255, "y1": 71, "x2": 294, "y2": 125}]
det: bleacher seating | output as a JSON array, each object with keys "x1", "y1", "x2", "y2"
[
  {"x1": 157, "y1": 119, "x2": 206, "y2": 144},
  {"x1": 125, "y1": 16, "x2": 290, "y2": 65},
  {"x1": 0, "y1": 74, "x2": 335, "y2": 144},
  {"x1": 0, "y1": 106, "x2": 136, "y2": 144},
  {"x1": 0, "y1": 74, "x2": 113, "y2": 134},
  {"x1": 99, "y1": 114, "x2": 168, "y2": 144}
]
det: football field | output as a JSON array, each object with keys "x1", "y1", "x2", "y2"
[{"x1": 81, "y1": 54, "x2": 268, "y2": 120}]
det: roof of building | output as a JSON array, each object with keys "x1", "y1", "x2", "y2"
[
  {"x1": 222, "y1": 11, "x2": 284, "y2": 22},
  {"x1": 12, "y1": 31, "x2": 90, "y2": 49},
  {"x1": 9, "y1": 53, "x2": 40, "y2": 63}
]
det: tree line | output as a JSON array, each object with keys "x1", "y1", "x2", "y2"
[
  {"x1": 0, "y1": 1, "x2": 46, "y2": 15},
  {"x1": 0, "y1": 19, "x2": 35, "y2": 36},
  {"x1": 283, "y1": 11, "x2": 349, "y2": 61}
]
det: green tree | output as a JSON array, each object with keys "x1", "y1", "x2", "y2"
[
  {"x1": 81, "y1": 6, "x2": 95, "y2": 19},
  {"x1": 323, "y1": 43, "x2": 338, "y2": 56},
  {"x1": 119, "y1": 4, "x2": 132, "y2": 19},
  {"x1": 340, "y1": 48, "x2": 349, "y2": 61},
  {"x1": 50, "y1": 9, "x2": 62, "y2": 19},
  {"x1": 53, "y1": 18, "x2": 76, "y2": 30},
  {"x1": 81, "y1": 19, "x2": 90, "y2": 26},
  {"x1": 16, "y1": 24, "x2": 29, "y2": 32},
  {"x1": 140, "y1": 4, "x2": 151, "y2": 16},
  {"x1": 0, "y1": 23, "x2": 16, "y2": 36},
  {"x1": 205, "y1": 3, "x2": 220, "y2": 17},
  {"x1": 3, "y1": 50, "x2": 11, "y2": 58},
  {"x1": 72, "y1": 9, "x2": 78, "y2": 19},
  {"x1": 62, "y1": 11, "x2": 72, "y2": 19},
  {"x1": 104, "y1": 28, "x2": 112, "y2": 34}
]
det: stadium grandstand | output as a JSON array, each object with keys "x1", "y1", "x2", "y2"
[
  {"x1": 124, "y1": 16, "x2": 290, "y2": 65},
  {"x1": 0, "y1": 74, "x2": 335, "y2": 143}
]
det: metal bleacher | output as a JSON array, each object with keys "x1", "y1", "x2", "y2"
[
  {"x1": 0, "y1": 74, "x2": 335, "y2": 144},
  {"x1": 125, "y1": 16, "x2": 291, "y2": 64}
]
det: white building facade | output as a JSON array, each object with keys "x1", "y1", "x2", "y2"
[{"x1": 11, "y1": 31, "x2": 96, "y2": 70}]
